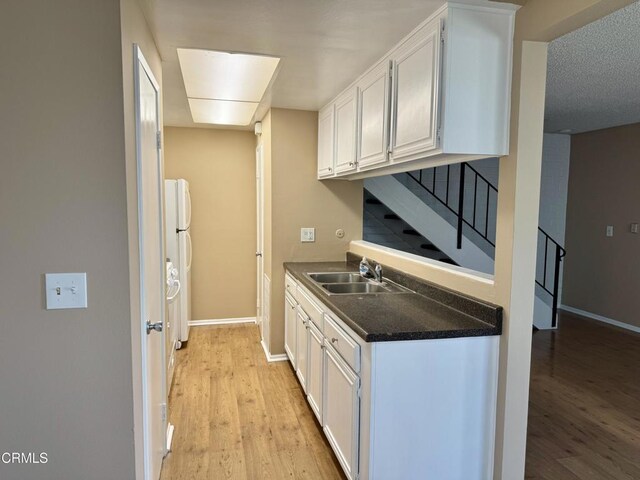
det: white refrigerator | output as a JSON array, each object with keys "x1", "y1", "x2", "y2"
[{"x1": 165, "y1": 179, "x2": 192, "y2": 347}]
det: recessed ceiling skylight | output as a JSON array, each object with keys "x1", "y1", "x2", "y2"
[
  {"x1": 188, "y1": 99, "x2": 259, "y2": 126},
  {"x1": 178, "y1": 49, "x2": 280, "y2": 126}
]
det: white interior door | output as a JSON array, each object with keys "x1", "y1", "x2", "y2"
[
  {"x1": 134, "y1": 45, "x2": 166, "y2": 480},
  {"x1": 256, "y1": 144, "x2": 265, "y2": 337}
]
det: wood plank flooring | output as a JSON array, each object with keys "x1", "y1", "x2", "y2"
[
  {"x1": 160, "y1": 324, "x2": 346, "y2": 480},
  {"x1": 526, "y1": 312, "x2": 640, "y2": 480}
]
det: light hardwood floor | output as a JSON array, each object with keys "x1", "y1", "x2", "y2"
[
  {"x1": 526, "y1": 312, "x2": 640, "y2": 480},
  {"x1": 160, "y1": 324, "x2": 346, "y2": 480}
]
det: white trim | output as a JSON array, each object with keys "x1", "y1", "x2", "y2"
[
  {"x1": 134, "y1": 44, "x2": 165, "y2": 480},
  {"x1": 560, "y1": 305, "x2": 640, "y2": 334},
  {"x1": 351, "y1": 240, "x2": 494, "y2": 281},
  {"x1": 165, "y1": 423, "x2": 174, "y2": 453},
  {"x1": 189, "y1": 317, "x2": 256, "y2": 326},
  {"x1": 261, "y1": 339, "x2": 288, "y2": 363}
]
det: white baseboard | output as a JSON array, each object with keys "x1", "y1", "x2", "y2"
[
  {"x1": 189, "y1": 317, "x2": 256, "y2": 327},
  {"x1": 165, "y1": 423, "x2": 174, "y2": 453},
  {"x1": 261, "y1": 339, "x2": 288, "y2": 363},
  {"x1": 560, "y1": 305, "x2": 640, "y2": 334}
]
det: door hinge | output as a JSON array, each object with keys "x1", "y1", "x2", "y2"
[
  {"x1": 156, "y1": 131, "x2": 162, "y2": 150},
  {"x1": 437, "y1": 127, "x2": 442, "y2": 144},
  {"x1": 161, "y1": 403, "x2": 167, "y2": 422},
  {"x1": 441, "y1": 24, "x2": 445, "y2": 43}
]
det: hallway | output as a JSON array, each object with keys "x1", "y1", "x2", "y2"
[
  {"x1": 526, "y1": 313, "x2": 640, "y2": 479},
  {"x1": 160, "y1": 324, "x2": 345, "y2": 480}
]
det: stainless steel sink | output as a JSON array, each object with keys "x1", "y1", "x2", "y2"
[
  {"x1": 322, "y1": 283, "x2": 392, "y2": 294},
  {"x1": 308, "y1": 272, "x2": 368, "y2": 284},
  {"x1": 306, "y1": 271, "x2": 412, "y2": 295}
]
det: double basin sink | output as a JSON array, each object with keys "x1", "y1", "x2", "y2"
[{"x1": 306, "y1": 272, "x2": 412, "y2": 296}]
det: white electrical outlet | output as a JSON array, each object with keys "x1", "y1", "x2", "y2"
[
  {"x1": 45, "y1": 273, "x2": 88, "y2": 310},
  {"x1": 631, "y1": 223, "x2": 639, "y2": 234},
  {"x1": 301, "y1": 227, "x2": 315, "y2": 243},
  {"x1": 606, "y1": 225, "x2": 614, "y2": 237}
]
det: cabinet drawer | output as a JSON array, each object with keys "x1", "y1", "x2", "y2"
[
  {"x1": 285, "y1": 273, "x2": 298, "y2": 299},
  {"x1": 324, "y1": 314, "x2": 360, "y2": 373},
  {"x1": 297, "y1": 287, "x2": 324, "y2": 330}
]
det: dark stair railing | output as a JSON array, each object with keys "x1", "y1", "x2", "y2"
[{"x1": 405, "y1": 162, "x2": 567, "y2": 327}]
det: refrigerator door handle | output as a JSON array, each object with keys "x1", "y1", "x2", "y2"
[{"x1": 185, "y1": 230, "x2": 193, "y2": 271}]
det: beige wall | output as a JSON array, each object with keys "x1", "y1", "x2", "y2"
[
  {"x1": 261, "y1": 108, "x2": 363, "y2": 354},
  {"x1": 164, "y1": 127, "x2": 257, "y2": 320},
  {"x1": 563, "y1": 123, "x2": 640, "y2": 328},
  {"x1": 0, "y1": 1, "x2": 137, "y2": 479}
]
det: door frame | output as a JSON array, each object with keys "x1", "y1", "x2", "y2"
[
  {"x1": 133, "y1": 43, "x2": 167, "y2": 480},
  {"x1": 256, "y1": 144, "x2": 265, "y2": 337}
]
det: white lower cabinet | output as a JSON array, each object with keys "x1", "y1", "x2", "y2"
[
  {"x1": 295, "y1": 308, "x2": 309, "y2": 392},
  {"x1": 306, "y1": 322, "x2": 324, "y2": 423},
  {"x1": 323, "y1": 343, "x2": 360, "y2": 480},
  {"x1": 284, "y1": 273, "x2": 500, "y2": 480},
  {"x1": 284, "y1": 293, "x2": 297, "y2": 368}
]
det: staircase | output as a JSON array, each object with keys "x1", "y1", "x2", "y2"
[
  {"x1": 364, "y1": 191, "x2": 457, "y2": 265},
  {"x1": 364, "y1": 161, "x2": 566, "y2": 329}
]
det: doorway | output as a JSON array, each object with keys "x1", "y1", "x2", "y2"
[
  {"x1": 256, "y1": 144, "x2": 267, "y2": 347},
  {"x1": 134, "y1": 44, "x2": 167, "y2": 480}
]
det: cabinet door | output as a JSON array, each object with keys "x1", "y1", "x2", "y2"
[
  {"x1": 307, "y1": 322, "x2": 324, "y2": 423},
  {"x1": 323, "y1": 344, "x2": 360, "y2": 480},
  {"x1": 295, "y1": 309, "x2": 309, "y2": 392},
  {"x1": 284, "y1": 293, "x2": 297, "y2": 368},
  {"x1": 357, "y1": 60, "x2": 391, "y2": 169},
  {"x1": 334, "y1": 88, "x2": 358, "y2": 175},
  {"x1": 390, "y1": 20, "x2": 442, "y2": 162},
  {"x1": 317, "y1": 104, "x2": 335, "y2": 178}
]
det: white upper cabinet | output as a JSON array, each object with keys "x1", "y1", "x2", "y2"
[
  {"x1": 334, "y1": 88, "x2": 358, "y2": 175},
  {"x1": 317, "y1": 2, "x2": 516, "y2": 180},
  {"x1": 390, "y1": 19, "x2": 442, "y2": 163},
  {"x1": 317, "y1": 104, "x2": 335, "y2": 178},
  {"x1": 356, "y1": 61, "x2": 391, "y2": 170}
]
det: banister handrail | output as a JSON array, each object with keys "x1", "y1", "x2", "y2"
[{"x1": 403, "y1": 161, "x2": 566, "y2": 328}]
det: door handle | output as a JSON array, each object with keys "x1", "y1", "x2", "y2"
[
  {"x1": 146, "y1": 321, "x2": 163, "y2": 335},
  {"x1": 256, "y1": 252, "x2": 263, "y2": 257}
]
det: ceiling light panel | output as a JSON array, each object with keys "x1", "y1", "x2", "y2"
[
  {"x1": 188, "y1": 99, "x2": 258, "y2": 126},
  {"x1": 178, "y1": 48, "x2": 280, "y2": 102}
]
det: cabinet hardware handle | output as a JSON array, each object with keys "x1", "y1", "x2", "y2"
[
  {"x1": 349, "y1": 162, "x2": 354, "y2": 167},
  {"x1": 331, "y1": 338, "x2": 338, "y2": 343}
]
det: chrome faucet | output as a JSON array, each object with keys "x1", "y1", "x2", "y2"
[{"x1": 359, "y1": 257, "x2": 383, "y2": 283}]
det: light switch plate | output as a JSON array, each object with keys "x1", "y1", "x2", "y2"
[
  {"x1": 631, "y1": 223, "x2": 639, "y2": 234},
  {"x1": 45, "y1": 273, "x2": 88, "y2": 310},
  {"x1": 301, "y1": 227, "x2": 315, "y2": 243}
]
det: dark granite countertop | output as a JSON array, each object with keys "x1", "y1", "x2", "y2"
[{"x1": 284, "y1": 260, "x2": 502, "y2": 343}]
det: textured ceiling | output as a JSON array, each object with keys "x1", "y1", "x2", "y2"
[
  {"x1": 141, "y1": 0, "x2": 447, "y2": 128},
  {"x1": 545, "y1": 1, "x2": 640, "y2": 134}
]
